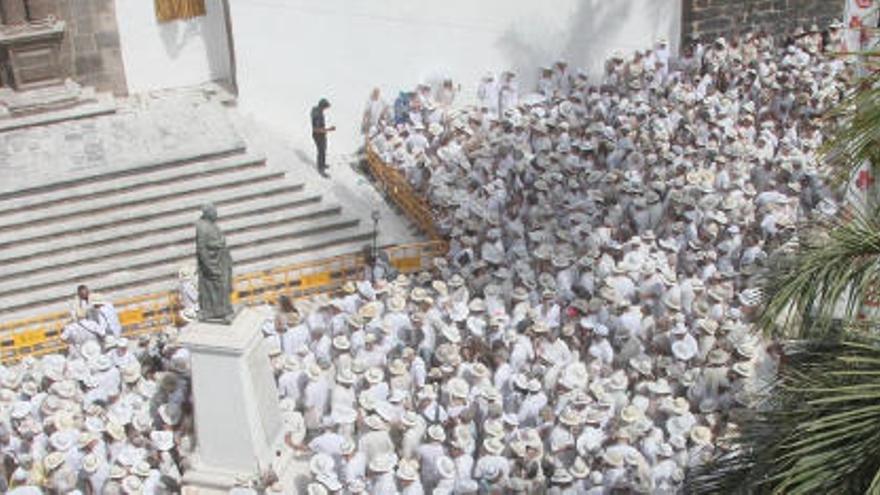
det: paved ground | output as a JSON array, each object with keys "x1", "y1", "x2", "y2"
[{"x1": 0, "y1": 88, "x2": 245, "y2": 192}]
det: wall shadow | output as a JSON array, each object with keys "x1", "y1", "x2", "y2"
[
  {"x1": 159, "y1": 17, "x2": 202, "y2": 60},
  {"x1": 495, "y1": 0, "x2": 647, "y2": 82}
]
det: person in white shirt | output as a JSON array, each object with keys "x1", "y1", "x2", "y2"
[
  {"x1": 362, "y1": 87, "x2": 388, "y2": 136},
  {"x1": 303, "y1": 365, "x2": 330, "y2": 431},
  {"x1": 477, "y1": 73, "x2": 499, "y2": 116},
  {"x1": 308, "y1": 428, "x2": 347, "y2": 457}
]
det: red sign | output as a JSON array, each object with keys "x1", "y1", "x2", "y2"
[{"x1": 857, "y1": 170, "x2": 875, "y2": 190}]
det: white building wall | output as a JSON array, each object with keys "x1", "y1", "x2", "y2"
[
  {"x1": 228, "y1": 0, "x2": 682, "y2": 154},
  {"x1": 114, "y1": 0, "x2": 232, "y2": 94}
]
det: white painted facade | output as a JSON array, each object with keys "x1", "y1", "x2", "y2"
[
  {"x1": 112, "y1": 0, "x2": 681, "y2": 155},
  {"x1": 228, "y1": 0, "x2": 682, "y2": 154},
  {"x1": 114, "y1": 0, "x2": 232, "y2": 94}
]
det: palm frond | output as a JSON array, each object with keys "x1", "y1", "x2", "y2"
[
  {"x1": 685, "y1": 337, "x2": 880, "y2": 494},
  {"x1": 822, "y1": 51, "x2": 880, "y2": 187},
  {"x1": 758, "y1": 202, "x2": 880, "y2": 338}
]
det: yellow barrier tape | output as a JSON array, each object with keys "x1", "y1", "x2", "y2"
[
  {"x1": 119, "y1": 309, "x2": 145, "y2": 326},
  {"x1": 300, "y1": 271, "x2": 332, "y2": 290},
  {"x1": 392, "y1": 256, "x2": 422, "y2": 273},
  {"x1": 13, "y1": 328, "x2": 47, "y2": 348}
]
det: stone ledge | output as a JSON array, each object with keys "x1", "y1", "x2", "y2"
[{"x1": 0, "y1": 19, "x2": 64, "y2": 45}]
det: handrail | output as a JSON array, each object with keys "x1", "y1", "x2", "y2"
[{"x1": 0, "y1": 146, "x2": 449, "y2": 363}]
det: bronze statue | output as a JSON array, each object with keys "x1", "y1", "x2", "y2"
[{"x1": 195, "y1": 203, "x2": 235, "y2": 324}]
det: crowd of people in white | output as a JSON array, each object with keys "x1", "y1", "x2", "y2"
[{"x1": 0, "y1": 21, "x2": 860, "y2": 495}]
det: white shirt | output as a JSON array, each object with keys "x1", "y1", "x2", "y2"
[{"x1": 308, "y1": 432, "x2": 346, "y2": 456}]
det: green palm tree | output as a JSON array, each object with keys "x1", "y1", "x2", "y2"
[{"x1": 686, "y1": 53, "x2": 880, "y2": 494}]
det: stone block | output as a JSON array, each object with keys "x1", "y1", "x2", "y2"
[
  {"x1": 56, "y1": 0, "x2": 70, "y2": 17},
  {"x1": 74, "y1": 52, "x2": 101, "y2": 74},
  {"x1": 73, "y1": 33, "x2": 95, "y2": 53},
  {"x1": 27, "y1": 0, "x2": 55, "y2": 20},
  {"x1": 94, "y1": 30, "x2": 118, "y2": 49},
  {"x1": 696, "y1": 16, "x2": 733, "y2": 33},
  {"x1": 1, "y1": 0, "x2": 27, "y2": 24},
  {"x1": 681, "y1": 0, "x2": 844, "y2": 45},
  {"x1": 693, "y1": 6, "x2": 725, "y2": 21},
  {"x1": 70, "y1": 0, "x2": 93, "y2": 16},
  {"x1": 94, "y1": 0, "x2": 114, "y2": 15},
  {"x1": 97, "y1": 11, "x2": 117, "y2": 31},
  {"x1": 73, "y1": 13, "x2": 94, "y2": 34}
]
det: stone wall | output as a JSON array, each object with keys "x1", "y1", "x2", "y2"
[
  {"x1": 35, "y1": 0, "x2": 127, "y2": 94},
  {"x1": 682, "y1": 0, "x2": 845, "y2": 42}
]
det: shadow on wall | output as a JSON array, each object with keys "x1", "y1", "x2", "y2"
[
  {"x1": 157, "y1": 2, "x2": 233, "y2": 87},
  {"x1": 159, "y1": 18, "x2": 202, "y2": 60},
  {"x1": 495, "y1": 0, "x2": 644, "y2": 83}
]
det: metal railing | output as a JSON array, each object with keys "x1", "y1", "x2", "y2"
[
  {"x1": 365, "y1": 144, "x2": 443, "y2": 241},
  {"x1": 0, "y1": 242, "x2": 447, "y2": 363},
  {"x1": 0, "y1": 146, "x2": 449, "y2": 363},
  {"x1": 0, "y1": 290, "x2": 179, "y2": 363}
]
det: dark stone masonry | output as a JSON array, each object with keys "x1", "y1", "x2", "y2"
[
  {"x1": 682, "y1": 0, "x2": 846, "y2": 43},
  {"x1": 29, "y1": 0, "x2": 127, "y2": 95}
]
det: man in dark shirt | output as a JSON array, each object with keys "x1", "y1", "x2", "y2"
[{"x1": 311, "y1": 98, "x2": 336, "y2": 177}]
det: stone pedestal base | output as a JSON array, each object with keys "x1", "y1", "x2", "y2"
[{"x1": 179, "y1": 306, "x2": 294, "y2": 493}]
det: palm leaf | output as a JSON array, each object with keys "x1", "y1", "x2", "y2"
[
  {"x1": 758, "y1": 202, "x2": 880, "y2": 339},
  {"x1": 685, "y1": 337, "x2": 880, "y2": 494},
  {"x1": 821, "y1": 50, "x2": 880, "y2": 188}
]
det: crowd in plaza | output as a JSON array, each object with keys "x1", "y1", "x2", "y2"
[
  {"x1": 346, "y1": 23, "x2": 848, "y2": 494},
  {"x1": 0, "y1": 284, "x2": 192, "y2": 494},
  {"x1": 0, "y1": 21, "x2": 861, "y2": 495}
]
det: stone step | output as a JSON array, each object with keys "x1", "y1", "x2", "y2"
[
  {"x1": 0, "y1": 214, "x2": 365, "y2": 298},
  {"x1": 0, "y1": 91, "x2": 116, "y2": 133},
  {"x1": 0, "y1": 168, "x2": 293, "y2": 245},
  {"x1": 0, "y1": 144, "x2": 246, "y2": 201},
  {"x1": 0, "y1": 229, "x2": 374, "y2": 321},
  {"x1": 0, "y1": 201, "x2": 342, "y2": 280},
  {"x1": 0, "y1": 150, "x2": 266, "y2": 216},
  {"x1": 0, "y1": 178, "x2": 307, "y2": 251},
  {"x1": 0, "y1": 190, "x2": 322, "y2": 266}
]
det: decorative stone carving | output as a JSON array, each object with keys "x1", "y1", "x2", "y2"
[{"x1": 0, "y1": 17, "x2": 65, "y2": 90}]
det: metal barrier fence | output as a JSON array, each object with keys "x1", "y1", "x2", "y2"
[
  {"x1": 0, "y1": 291, "x2": 179, "y2": 363},
  {"x1": 0, "y1": 145, "x2": 448, "y2": 363},
  {"x1": 365, "y1": 144, "x2": 443, "y2": 241},
  {"x1": 0, "y1": 241, "x2": 446, "y2": 363}
]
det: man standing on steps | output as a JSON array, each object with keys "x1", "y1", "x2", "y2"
[{"x1": 311, "y1": 98, "x2": 336, "y2": 177}]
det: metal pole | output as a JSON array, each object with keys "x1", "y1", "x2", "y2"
[{"x1": 371, "y1": 210, "x2": 380, "y2": 282}]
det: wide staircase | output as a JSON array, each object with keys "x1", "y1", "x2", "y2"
[{"x1": 0, "y1": 89, "x2": 375, "y2": 325}]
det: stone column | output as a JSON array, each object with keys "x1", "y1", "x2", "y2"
[{"x1": 1, "y1": 0, "x2": 27, "y2": 25}]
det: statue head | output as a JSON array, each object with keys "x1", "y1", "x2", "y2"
[{"x1": 201, "y1": 203, "x2": 218, "y2": 221}]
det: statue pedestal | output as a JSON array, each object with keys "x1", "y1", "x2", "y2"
[{"x1": 179, "y1": 306, "x2": 295, "y2": 494}]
